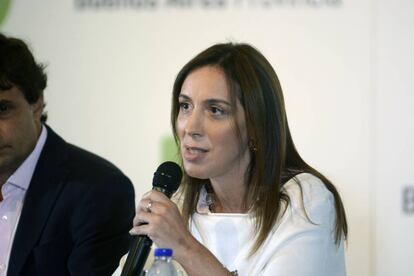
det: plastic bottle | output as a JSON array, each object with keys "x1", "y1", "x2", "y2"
[{"x1": 146, "y1": 248, "x2": 177, "y2": 276}]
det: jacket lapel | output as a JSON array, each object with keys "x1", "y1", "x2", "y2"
[{"x1": 7, "y1": 126, "x2": 70, "y2": 276}]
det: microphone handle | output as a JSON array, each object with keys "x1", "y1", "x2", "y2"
[
  {"x1": 121, "y1": 187, "x2": 175, "y2": 275},
  {"x1": 121, "y1": 235, "x2": 153, "y2": 276}
]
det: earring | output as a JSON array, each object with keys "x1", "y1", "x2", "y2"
[{"x1": 248, "y1": 139, "x2": 257, "y2": 152}]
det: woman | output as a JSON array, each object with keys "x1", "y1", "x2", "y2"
[{"x1": 130, "y1": 43, "x2": 347, "y2": 275}]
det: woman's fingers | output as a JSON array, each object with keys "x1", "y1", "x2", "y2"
[
  {"x1": 130, "y1": 211, "x2": 165, "y2": 239},
  {"x1": 129, "y1": 221, "x2": 151, "y2": 236},
  {"x1": 131, "y1": 191, "x2": 175, "y2": 234},
  {"x1": 136, "y1": 198, "x2": 154, "y2": 213},
  {"x1": 130, "y1": 189, "x2": 189, "y2": 252},
  {"x1": 141, "y1": 190, "x2": 170, "y2": 203},
  {"x1": 132, "y1": 204, "x2": 152, "y2": 226}
]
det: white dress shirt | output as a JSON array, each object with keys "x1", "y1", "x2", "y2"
[
  {"x1": 0, "y1": 126, "x2": 47, "y2": 276},
  {"x1": 114, "y1": 173, "x2": 346, "y2": 276},
  {"x1": 190, "y1": 173, "x2": 346, "y2": 276}
]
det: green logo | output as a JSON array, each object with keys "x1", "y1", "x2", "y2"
[
  {"x1": 0, "y1": 0, "x2": 12, "y2": 27},
  {"x1": 160, "y1": 135, "x2": 180, "y2": 164}
]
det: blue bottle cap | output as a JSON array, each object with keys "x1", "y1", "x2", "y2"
[{"x1": 154, "y1": 248, "x2": 173, "y2": 257}]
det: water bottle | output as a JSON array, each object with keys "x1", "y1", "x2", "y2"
[{"x1": 146, "y1": 248, "x2": 177, "y2": 276}]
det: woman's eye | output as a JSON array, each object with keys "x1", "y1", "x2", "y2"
[
  {"x1": 210, "y1": 106, "x2": 225, "y2": 116},
  {"x1": 179, "y1": 102, "x2": 190, "y2": 111}
]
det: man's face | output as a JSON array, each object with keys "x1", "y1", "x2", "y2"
[{"x1": 0, "y1": 86, "x2": 43, "y2": 183}]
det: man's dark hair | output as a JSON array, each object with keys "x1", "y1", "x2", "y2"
[{"x1": 0, "y1": 33, "x2": 47, "y2": 122}]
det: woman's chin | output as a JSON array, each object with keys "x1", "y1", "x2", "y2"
[{"x1": 184, "y1": 165, "x2": 209, "y2": 180}]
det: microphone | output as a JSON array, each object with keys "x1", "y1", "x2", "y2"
[{"x1": 121, "y1": 161, "x2": 182, "y2": 276}]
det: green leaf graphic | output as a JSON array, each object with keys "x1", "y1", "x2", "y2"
[
  {"x1": 0, "y1": 0, "x2": 11, "y2": 27},
  {"x1": 160, "y1": 135, "x2": 180, "y2": 164}
]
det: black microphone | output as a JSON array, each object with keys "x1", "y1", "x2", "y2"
[{"x1": 121, "y1": 161, "x2": 182, "y2": 276}]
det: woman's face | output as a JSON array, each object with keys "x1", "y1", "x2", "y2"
[{"x1": 176, "y1": 66, "x2": 250, "y2": 182}]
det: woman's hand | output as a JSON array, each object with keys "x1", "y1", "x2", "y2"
[
  {"x1": 130, "y1": 190, "x2": 232, "y2": 276},
  {"x1": 130, "y1": 190, "x2": 194, "y2": 260}
]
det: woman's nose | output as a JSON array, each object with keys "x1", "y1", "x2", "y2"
[{"x1": 185, "y1": 110, "x2": 203, "y2": 139}]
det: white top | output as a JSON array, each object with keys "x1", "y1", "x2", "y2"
[
  {"x1": 0, "y1": 126, "x2": 47, "y2": 276},
  {"x1": 113, "y1": 173, "x2": 346, "y2": 276},
  {"x1": 190, "y1": 173, "x2": 346, "y2": 276}
]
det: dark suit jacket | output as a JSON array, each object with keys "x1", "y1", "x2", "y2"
[{"x1": 7, "y1": 126, "x2": 135, "y2": 276}]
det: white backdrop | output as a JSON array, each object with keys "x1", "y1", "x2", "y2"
[
  {"x1": 1, "y1": 0, "x2": 413, "y2": 275},
  {"x1": 374, "y1": 1, "x2": 414, "y2": 275}
]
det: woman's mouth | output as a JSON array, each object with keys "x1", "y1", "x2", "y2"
[{"x1": 183, "y1": 146, "x2": 208, "y2": 161}]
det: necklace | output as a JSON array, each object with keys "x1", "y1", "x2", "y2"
[{"x1": 205, "y1": 183, "x2": 216, "y2": 212}]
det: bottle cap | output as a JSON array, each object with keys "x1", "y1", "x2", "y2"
[{"x1": 154, "y1": 248, "x2": 173, "y2": 257}]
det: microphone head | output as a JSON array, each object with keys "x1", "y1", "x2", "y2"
[{"x1": 152, "y1": 161, "x2": 182, "y2": 197}]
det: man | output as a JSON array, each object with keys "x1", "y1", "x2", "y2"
[{"x1": 0, "y1": 33, "x2": 135, "y2": 276}]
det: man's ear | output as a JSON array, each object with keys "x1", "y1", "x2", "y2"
[{"x1": 32, "y1": 94, "x2": 44, "y2": 120}]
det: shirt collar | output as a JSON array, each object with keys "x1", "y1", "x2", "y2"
[{"x1": 6, "y1": 125, "x2": 48, "y2": 191}]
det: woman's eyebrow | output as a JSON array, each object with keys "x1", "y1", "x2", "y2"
[
  {"x1": 178, "y1": 94, "x2": 190, "y2": 100},
  {"x1": 204, "y1": 99, "x2": 231, "y2": 107},
  {"x1": 179, "y1": 93, "x2": 231, "y2": 106}
]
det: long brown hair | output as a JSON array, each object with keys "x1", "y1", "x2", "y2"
[{"x1": 171, "y1": 43, "x2": 347, "y2": 255}]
